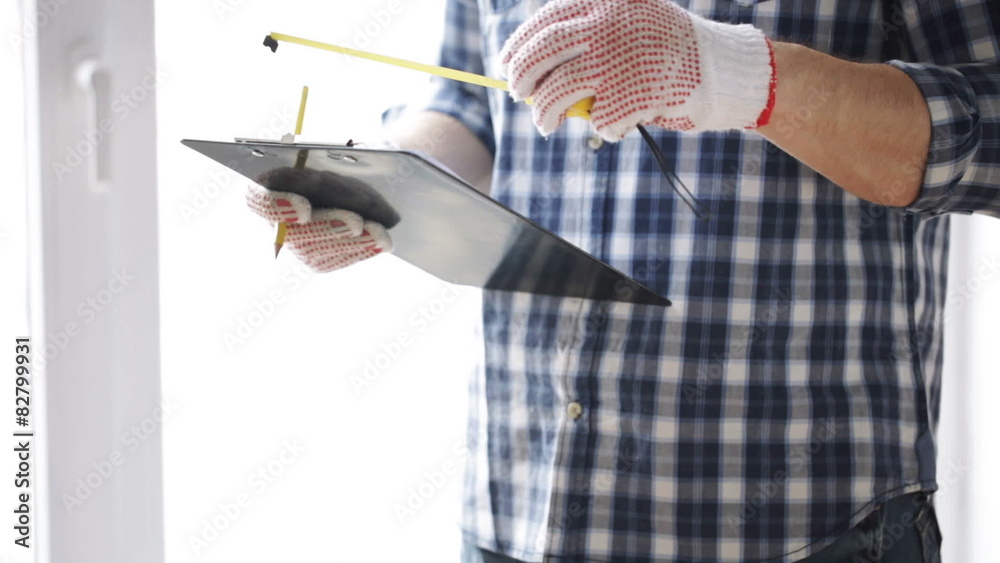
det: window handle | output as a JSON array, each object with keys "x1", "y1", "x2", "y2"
[{"x1": 74, "y1": 58, "x2": 112, "y2": 193}]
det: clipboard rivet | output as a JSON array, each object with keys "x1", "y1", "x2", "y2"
[
  {"x1": 326, "y1": 151, "x2": 358, "y2": 163},
  {"x1": 249, "y1": 149, "x2": 266, "y2": 157}
]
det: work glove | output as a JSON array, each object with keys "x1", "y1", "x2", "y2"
[
  {"x1": 245, "y1": 180, "x2": 393, "y2": 273},
  {"x1": 499, "y1": 0, "x2": 777, "y2": 141}
]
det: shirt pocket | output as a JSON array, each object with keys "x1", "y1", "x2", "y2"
[
  {"x1": 486, "y1": 0, "x2": 523, "y2": 14},
  {"x1": 485, "y1": 0, "x2": 550, "y2": 15},
  {"x1": 679, "y1": 0, "x2": 772, "y2": 19},
  {"x1": 481, "y1": 0, "x2": 545, "y2": 78}
]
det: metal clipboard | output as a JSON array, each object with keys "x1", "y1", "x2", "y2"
[{"x1": 182, "y1": 139, "x2": 670, "y2": 307}]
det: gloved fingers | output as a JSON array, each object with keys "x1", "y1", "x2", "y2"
[
  {"x1": 640, "y1": 79, "x2": 700, "y2": 134},
  {"x1": 590, "y1": 98, "x2": 695, "y2": 141},
  {"x1": 245, "y1": 182, "x2": 312, "y2": 224},
  {"x1": 499, "y1": 0, "x2": 590, "y2": 67},
  {"x1": 310, "y1": 208, "x2": 366, "y2": 237},
  {"x1": 293, "y1": 221, "x2": 393, "y2": 274},
  {"x1": 587, "y1": 88, "x2": 657, "y2": 141},
  {"x1": 648, "y1": 114, "x2": 697, "y2": 133},
  {"x1": 503, "y1": 19, "x2": 592, "y2": 102},
  {"x1": 360, "y1": 221, "x2": 393, "y2": 254},
  {"x1": 528, "y1": 56, "x2": 598, "y2": 136},
  {"x1": 589, "y1": 112, "x2": 639, "y2": 143},
  {"x1": 284, "y1": 209, "x2": 365, "y2": 248}
]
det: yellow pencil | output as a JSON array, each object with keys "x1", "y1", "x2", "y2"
[{"x1": 274, "y1": 85, "x2": 310, "y2": 258}]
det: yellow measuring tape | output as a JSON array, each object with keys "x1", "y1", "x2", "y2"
[{"x1": 265, "y1": 32, "x2": 593, "y2": 120}]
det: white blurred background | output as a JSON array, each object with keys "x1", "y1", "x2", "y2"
[
  {"x1": 155, "y1": 0, "x2": 482, "y2": 561},
  {"x1": 1, "y1": 0, "x2": 998, "y2": 561}
]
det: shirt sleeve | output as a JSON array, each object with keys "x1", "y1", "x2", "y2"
[
  {"x1": 886, "y1": 0, "x2": 1000, "y2": 217},
  {"x1": 382, "y1": 0, "x2": 496, "y2": 157}
]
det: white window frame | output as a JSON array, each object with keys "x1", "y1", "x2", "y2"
[{"x1": 25, "y1": 0, "x2": 164, "y2": 561}]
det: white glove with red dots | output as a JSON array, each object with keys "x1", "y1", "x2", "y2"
[
  {"x1": 245, "y1": 182, "x2": 393, "y2": 273},
  {"x1": 499, "y1": 0, "x2": 777, "y2": 141}
]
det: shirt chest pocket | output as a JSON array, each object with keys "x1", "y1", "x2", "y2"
[
  {"x1": 481, "y1": 0, "x2": 544, "y2": 78},
  {"x1": 488, "y1": 0, "x2": 776, "y2": 18},
  {"x1": 707, "y1": 0, "x2": 776, "y2": 10},
  {"x1": 486, "y1": 0, "x2": 521, "y2": 12}
]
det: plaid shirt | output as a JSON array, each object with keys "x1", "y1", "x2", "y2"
[{"x1": 403, "y1": 0, "x2": 1000, "y2": 561}]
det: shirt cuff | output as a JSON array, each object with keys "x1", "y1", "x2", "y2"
[
  {"x1": 382, "y1": 77, "x2": 496, "y2": 157},
  {"x1": 887, "y1": 61, "x2": 982, "y2": 216}
]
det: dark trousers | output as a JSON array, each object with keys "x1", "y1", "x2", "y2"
[{"x1": 468, "y1": 492, "x2": 942, "y2": 562}]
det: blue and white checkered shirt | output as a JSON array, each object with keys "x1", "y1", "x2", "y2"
[{"x1": 403, "y1": 0, "x2": 1000, "y2": 561}]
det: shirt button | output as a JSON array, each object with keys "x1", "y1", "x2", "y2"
[
  {"x1": 567, "y1": 402, "x2": 584, "y2": 420},
  {"x1": 587, "y1": 135, "x2": 604, "y2": 151}
]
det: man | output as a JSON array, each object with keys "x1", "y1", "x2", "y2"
[{"x1": 247, "y1": 0, "x2": 1000, "y2": 560}]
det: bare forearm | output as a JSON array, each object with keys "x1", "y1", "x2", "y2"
[
  {"x1": 383, "y1": 110, "x2": 494, "y2": 195},
  {"x1": 757, "y1": 42, "x2": 931, "y2": 207}
]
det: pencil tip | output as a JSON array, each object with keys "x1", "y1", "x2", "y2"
[{"x1": 274, "y1": 244, "x2": 282, "y2": 259}]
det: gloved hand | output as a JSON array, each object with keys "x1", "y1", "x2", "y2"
[
  {"x1": 245, "y1": 181, "x2": 393, "y2": 273},
  {"x1": 499, "y1": 0, "x2": 776, "y2": 141}
]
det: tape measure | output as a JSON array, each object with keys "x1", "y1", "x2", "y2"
[{"x1": 263, "y1": 32, "x2": 593, "y2": 120}]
